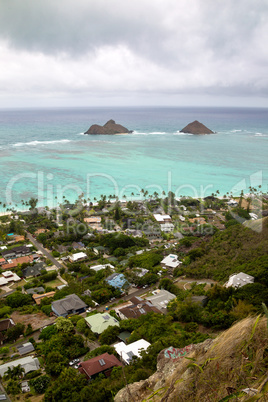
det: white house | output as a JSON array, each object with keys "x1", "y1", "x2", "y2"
[
  {"x1": 114, "y1": 339, "x2": 151, "y2": 364},
  {"x1": 224, "y1": 272, "x2": 254, "y2": 288},
  {"x1": 160, "y1": 223, "x2": 174, "y2": 233},
  {"x1": 69, "y1": 252, "x2": 87, "y2": 263},
  {"x1": 154, "y1": 214, "x2": 172, "y2": 224},
  {"x1": 90, "y1": 264, "x2": 114, "y2": 272},
  {"x1": 161, "y1": 254, "x2": 182, "y2": 273},
  {"x1": 0, "y1": 356, "x2": 40, "y2": 378},
  {"x1": 146, "y1": 289, "x2": 176, "y2": 312}
]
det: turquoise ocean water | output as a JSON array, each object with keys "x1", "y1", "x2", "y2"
[{"x1": 0, "y1": 107, "x2": 267, "y2": 210}]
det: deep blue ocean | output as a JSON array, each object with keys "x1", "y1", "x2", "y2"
[{"x1": 0, "y1": 107, "x2": 267, "y2": 210}]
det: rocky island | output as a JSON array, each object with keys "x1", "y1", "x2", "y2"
[
  {"x1": 84, "y1": 119, "x2": 133, "y2": 135},
  {"x1": 180, "y1": 120, "x2": 214, "y2": 134}
]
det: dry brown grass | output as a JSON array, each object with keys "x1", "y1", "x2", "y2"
[
  {"x1": 129, "y1": 316, "x2": 268, "y2": 402},
  {"x1": 168, "y1": 316, "x2": 268, "y2": 401}
]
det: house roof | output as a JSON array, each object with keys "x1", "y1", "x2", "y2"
[
  {"x1": 79, "y1": 353, "x2": 122, "y2": 377},
  {"x1": 85, "y1": 313, "x2": 119, "y2": 334},
  {"x1": 114, "y1": 339, "x2": 151, "y2": 364},
  {"x1": 26, "y1": 287, "x2": 45, "y2": 295},
  {"x1": 161, "y1": 254, "x2": 181, "y2": 268},
  {"x1": 0, "y1": 356, "x2": 40, "y2": 377},
  {"x1": 17, "y1": 342, "x2": 35, "y2": 355},
  {"x1": 0, "y1": 318, "x2": 15, "y2": 332},
  {"x1": 52, "y1": 294, "x2": 87, "y2": 316},
  {"x1": 146, "y1": 289, "x2": 176, "y2": 311},
  {"x1": 32, "y1": 292, "x2": 56, "y2": 305},
  {"x1": 2, "y1": 255, "x2": 33, "y2": 270},
  {"x1": 118, "y1": 297, "x2": 162, "y2": 319},
  {"x1": 69, "y1": 252, "x2": 87, "y2": 262},
  {"x1": 90, "y1": 263, "x2": 114, "y2": 272},
  {"x1": 22, "y1": 262, "x2": 45, "y2": 277},
  {"x1": 225, "y1": 272, "x2": 254, "y2": 288},
  {"x1": 154, "y1": 214, "x2": 171, "y2": 222}
]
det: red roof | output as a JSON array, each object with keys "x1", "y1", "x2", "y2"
[
  {"x1": 2, "y1": 255, "x2": 33, "y2": 270},
  {"x1": 78, "y1": 353, "x2": 122, "y2": 378}
]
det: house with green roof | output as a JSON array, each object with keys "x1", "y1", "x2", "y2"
[{"x1": 85, "y1": 313, "x2": 119, "y2": 335}]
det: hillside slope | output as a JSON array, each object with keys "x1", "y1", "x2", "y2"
[
  {"x1": 182, "y1": 217, "x2": 268, "y2": 282},
  {"x1": 115, "y1": 316, "x2": 268, "y2": 401}
]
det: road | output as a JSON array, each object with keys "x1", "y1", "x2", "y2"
[{"x1": 26, "y1": 231, "x2": 63, "y2": 269}]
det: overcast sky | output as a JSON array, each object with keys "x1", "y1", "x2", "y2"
[{"x1": 0, "y1": 0, "x2": 268, "y2": 108}]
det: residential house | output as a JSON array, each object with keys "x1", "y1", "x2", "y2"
[
  {"x1": 161, "y1": 254, "x2": 182, "y2": 274},
  {"x1": 78, "y1": 353, "x2": 123, "y2": 380},
  {"x1": 134, "y1": 268, "x2": 149, "y2": 278},
  {"x1": 93, "y1": 246, "x2": 107, "y2": 256},
  {"x1": 72, "y1": 241, "x2": 85, "y2": 250},
  {"x1": 106, "y1": 273, "x2": 129, "y2": 291},
  {"x1": 17, "y1": 342, "x2": 35, "y2": 356},
  {"x1": 0, "y1": 258, "x2": 6, "y2": 266},
  {"x1": 69, "y1": 252, "x2": 87, "y2": 263},
  {"x1": 153, "y1": 214, "x2": 172, "y2": 224},
  {"x1": 26, "y1": 287, "x2": 45, "y2": 295},
  {"x1": 0, "y1": 356, "x2": 40, "y2": 377},
  {"x1": 0, "y1": 271, "x2": 20, "y2": 286},
  {"x1": 90, "y1": 263, "x2": 114, "y2": 273},
  {"x1": 0, "y1": 318, "x2": 15, "y2": 344},
  {"x1": 160, "y1": 222, "x2": 175, "y2": 233},
  {"x1": 117, "y1": 296, "x2": 162, "y2": 320},
  {"x1": 32, "y1": 291, "x2": 56, "y2": 305},
  {"x1": 224, "y1": 272, "x2": 254, "y2": 289},
  {"x1": 22, "y1": 262, "x2": 45, "y2": 278},
  {"x1": 85, "y1": 313, "x2": 119, "y2": 335},
  {"x1": 146, "y1": 289, "x2": 176, "y2": 313},
  {"x1": 52, "y1": 294, "x2": 87, "y2": 317},
  {"x1": 1, "y1": 246, "x2": 30, "y2": 259},
  {"x1": 2, "y1": 255, "x2": 33, "y2": 270},
  {"x1": 114, "y1": 339, "x2": 151, "y2": 365}
]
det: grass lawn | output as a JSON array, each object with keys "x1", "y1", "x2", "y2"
[{"x1": 44, "y1": 277, "x2": 65, "y2": 288}]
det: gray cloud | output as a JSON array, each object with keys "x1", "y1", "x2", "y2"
[{"x1": 0, "y1": 0, "x2": 268, "y2": 106}]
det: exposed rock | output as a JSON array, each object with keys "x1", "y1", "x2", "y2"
[
  {"x1": 84, "y1": 119, "x2": 133, "y2": 135},
  {"x1": 180, "y1": 120, "x2": 214, "y2": 134},
  {"x1": 114, "y1": 316, "x2": 268, "y2": 402}
]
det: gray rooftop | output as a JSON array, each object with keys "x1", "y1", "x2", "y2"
[{"x1": 52, "y1": 294, "x2": 87, "y2": 316}]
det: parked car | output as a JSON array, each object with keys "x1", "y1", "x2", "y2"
[{"x1": 69, "y1": 358, "x2": 80, "y2": 366}]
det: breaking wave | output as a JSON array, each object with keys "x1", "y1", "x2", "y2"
[{"x1": 12, "y1": 139, "x2": 72, "y2": 147}]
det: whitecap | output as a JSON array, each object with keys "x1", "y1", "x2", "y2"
[
  {"x1": 12, "y1": 139, "x2": 72, "y2": 147},
  {"x1": 255, "y1": 133, "x2": 267, "y2": 137},
  {"x1": 231, "y1": 129, "x2": 242, "y2": 132}
]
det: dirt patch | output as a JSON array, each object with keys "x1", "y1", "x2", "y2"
[{"x1": 11, "y1": 311, "x2": 56, "y2": 331}]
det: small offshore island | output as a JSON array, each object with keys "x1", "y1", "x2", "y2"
[
  {"x1": 84, "y1": 119, "x2": 133, "y2": 135},
  {"x1": 180, "y1": 120, "x2": 214, "y2": 134}
]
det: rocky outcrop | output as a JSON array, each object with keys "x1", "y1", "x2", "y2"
[
  {"x1": 115, "y1": 316, "x2": 268, "y2": 402},
  {"x1": 180, "y1": 120, "x2": 214, "y2": 134},
  {"x1": 84, "y1": 119, "x2": 133, "y2": 135}
]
